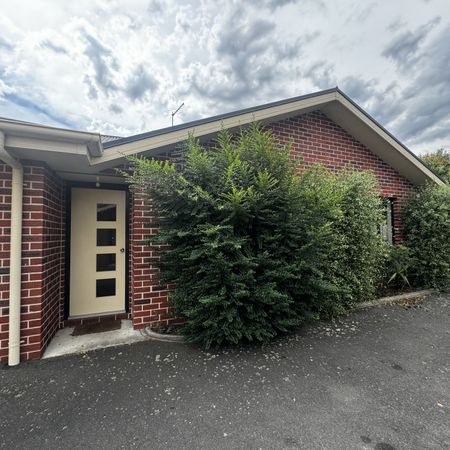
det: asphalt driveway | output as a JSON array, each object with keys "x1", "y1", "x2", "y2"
[{"x1": 1, "y1": 294, "x2": 450, "y2": 450}]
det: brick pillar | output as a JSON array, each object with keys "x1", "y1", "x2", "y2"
[
  {"x1": 130, "y1": 190, "x2": 177, "y2": 330},
  {"x1": 0, "y1": 163, "x2": 65, "y2": 362}
]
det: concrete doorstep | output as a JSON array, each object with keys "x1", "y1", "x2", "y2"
[{"x1": 42, "y1": 320, "x2": 148, "y2": 359}]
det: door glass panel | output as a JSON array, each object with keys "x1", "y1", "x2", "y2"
[
  {"x1": 96, "y1": 278, "x2": 116, "y2": 297},
  {"x1": 97, "y1": 203, "x2": 116, "y2": 221},
  {"x1": 96, "y1": 253, "x2": 116, "y2": 272},
  {"x1": 97, "y1": 229, "x2": 116, "y2": 246}
]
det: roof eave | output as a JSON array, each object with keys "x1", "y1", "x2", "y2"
[{"x1": 0, "y1": 118, "x2": 104, "y2": 158}]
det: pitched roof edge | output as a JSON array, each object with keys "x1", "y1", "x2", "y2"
[
  {"x1": 334, "y1": 88, "x2": 445, "y2": 186},
  {"x1": 103, "y1": 88, "x2": 339, "y2": 149}
]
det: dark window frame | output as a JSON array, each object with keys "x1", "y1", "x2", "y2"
[{"x1": 380, "y1": 197, "x2": 395, "y2": 244}]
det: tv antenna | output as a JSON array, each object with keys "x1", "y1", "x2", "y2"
[{"x1": 171, "y1": 102, "x2": 184, "y2": 127}]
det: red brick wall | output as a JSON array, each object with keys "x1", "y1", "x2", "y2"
[
  {"x1": 0, "y1": 163, "x2": 65, "y2": 362},
  {"x1": 269, "y1": 111, "x2": 414, "y2": 242},
  {"x1": 129, "y1": 191, "x2": 177, "y2": 329}
]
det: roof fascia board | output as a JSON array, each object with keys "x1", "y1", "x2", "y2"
[
  {"x1": 91, "y1": 91, "x2": 337, "y2": 166},
  {"x1": 0, "y1": 120, "x2": 103, "y2": 157},
  {"x1": 335, "y1": 91, "x2": 444, "y2": 185},
  {"x1": 5, "y1": 135, "x2": 89, "y2": 155}
]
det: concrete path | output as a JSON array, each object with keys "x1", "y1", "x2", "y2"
[{"x1": 1, "y1": 294, "x2": 450, "y2": 449}]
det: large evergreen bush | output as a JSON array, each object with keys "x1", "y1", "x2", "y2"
[
  {"x1": 404, "y1": 184, "x2": 450, "y2": 288},
  {"x1": 127, "y1": 125, "x2": 386, "y2": 347},
  {"x1": 298, "y1": 167, "x2": 386, "y2": 318}
]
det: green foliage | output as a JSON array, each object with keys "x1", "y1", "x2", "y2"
[
  {"x1": 127, "y1": 124, "x2": 386, "y2": 348},
  {"x1": 300, "y1": 168, "x2": 386, "y2": 317},
  {"x1": 421, "y1": 148, "x2": 450, "y2": 183},
  {"x1": 404, "y1": 184, "x2": 450, "y2": 288},
  {"x1": 382, "y1": 245, "x2": 413, "y2": 288}
]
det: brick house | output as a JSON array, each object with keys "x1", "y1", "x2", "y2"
[{"x1": 0, "y1": 88, "x2": 443, "y2": 365}]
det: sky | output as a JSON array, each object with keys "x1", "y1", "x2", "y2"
[{"x1": 0, "y1": 0, "x2": 449, "y2": 154}]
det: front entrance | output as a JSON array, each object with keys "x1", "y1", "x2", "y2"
[{"x1": 69, "y1": 188, "x2": 126, "y2": 317}]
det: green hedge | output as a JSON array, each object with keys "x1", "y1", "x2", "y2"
[
  {"x1": 404, "y1": 184, "x2": 450, "y2": 288},
  {"x1": 127, "y1": 125, "x2": 386, "y2": 347}
]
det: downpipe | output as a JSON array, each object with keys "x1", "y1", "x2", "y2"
[{"x1": 0, "y1": 131, "x2": 23, "y2": 366}]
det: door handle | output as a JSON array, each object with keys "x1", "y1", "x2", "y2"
[{"x1": 120, "y1": 248, "x2": 125, "y2": 253}]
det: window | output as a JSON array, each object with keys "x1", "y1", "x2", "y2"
[
  {"x1": 97, "y1": 229, "x2": 116, "y2": 246},
  {"x1": 96, "y1": 278, "x2": 116, "y2": 297},
  {"x1": 96, "y1": 254, "x2": 116, "y2": 272},
  {"x1": 380, "y1": 198, "x2": 394, "y2": 244},
  {"x1": 97, "y1": 203, "x2": 116, "y2": 221}
]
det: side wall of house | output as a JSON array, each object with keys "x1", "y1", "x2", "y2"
[
  {"x1": 0, "y1": 163, "x2": 65, "y2": 363},
  {"x1": 128, "y1": 110, "x2": 416, "y2": 330},
  {"x1": 269, "y1": 111, "x2": 414, "y2": 242}
]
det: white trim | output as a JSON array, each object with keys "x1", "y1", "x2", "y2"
[
  {"x1": 0, "y1": 118, "x2": 102, "y2": 157},
  {"x1": 0, "y1": 90, "x2": 442, "y2": 186},
  {"x1": 6, "y1": 135, "x2": 89, "y2": 155},
  {"x1": 91, "y1": 92, "x2": 337, "y2": 165}
]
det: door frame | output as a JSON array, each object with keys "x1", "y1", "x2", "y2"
[{"x1": 64, "y1": 181, "x2": 130, "y2": 320}]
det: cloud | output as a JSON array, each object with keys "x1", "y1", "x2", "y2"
[
  {"x1": 392, "y1": 25, "x2": 450, "y2": 146},
  {"x1": 177, "y1": 12, "x2": 281, "y2": 107},
  {"x1": 147, "y1": 0, "x2": 163, "y2": 15},
  {"x1": 0, "y1": 0, "x2": 448, "y2": 155},
  {"x1": 382, "y1": 17, "x2": 441, "y2": 68},
  {"x1": 41, "y1": 40, "x2": 67, "y2": 55},
  {"x1": 303, "y1": 61, "x2": 336, "y2": 90},
  {"x1": 2, "y1": 92, "x2": 74, "y2": 127},
  {"x1": 0, "y1": 36, "x2": 13, "y2": 51},
  {"x1": 83, "y1": 32, "x2": 119, "y2": 95},
  {"x1": 125, "y1": 65, "x2": 159, "y2": 101}
]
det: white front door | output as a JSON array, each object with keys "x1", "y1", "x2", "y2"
[{"x1": 69, "y1": 188, "x2": 126, "y2": 317}]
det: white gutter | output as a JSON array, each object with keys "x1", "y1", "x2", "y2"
[
  {"x1": 0, "y1": 118, "x2": 103, "y2": 157},
  {"x1": 0, "y1": 131, "x2": 23, "y2": 366}
]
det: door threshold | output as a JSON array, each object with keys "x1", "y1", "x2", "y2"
[{"x1": 68, "y1": 310, "x2": 126, "y2": 320}]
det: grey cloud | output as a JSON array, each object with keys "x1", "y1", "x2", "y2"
[
  {"x1": 125, "y1": 65, "x2": 158, "y2": 101},
  {"x1": 265, "y1": 0, "x2": 298, "y2": 10},
  {"x1": 249, "y1": 0, "x2": 325, "y2": 12},
  {"x1": 340, "y1": 77, "x2": 374, "y2": 103},
  {"x1": 385, "y1": 26, "x2": 450, "y2": 145},
  {"x1": 178, "y1": 6, "x2": 321, "y2": 116},
  {"x1": 83, "y1": 74, "x2": 98, "y2": 100},
  {"x1": 341, "y1": 77, "x2": 403, "y2": 127},
  {"x1": 386, "y1": 18, "x2": 406, "y2": 33},
  {"x1": 216, "y1": 18, "x2": 276, "y2": 58},
  {"x1": 109, "y1": 104, "x2": 123, "y2": 114},
  {"x1": 382, "y1": 17, "x2": 441, "y2": 67},
  {"x1": 339, "y1": 24, "x2": 450, "y2": 149},
  {"x1": 276, "y1": 32, "x2": 319, "y2": 59},
  {"x1": 83, "y1": 33, "x2": 118, "y2": 95},
  {"x1": 0, "y1": 37, "x2": 13, "y2": 51},
  {"x1": 345, "y1": 2, "x2": 377, "y2": 24},
  {"x1": 41, "y1": 40, "x2": 67, "y2": 55},
  {"x1": 182, "y1": 14, "x2": 281, "y2": 106},
  {"x1": 303, "y1": 61, "x2": 336, "y2": 90},
  {"x1": 147, "y1": 0, "x2": 163, "y2": 15}
]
